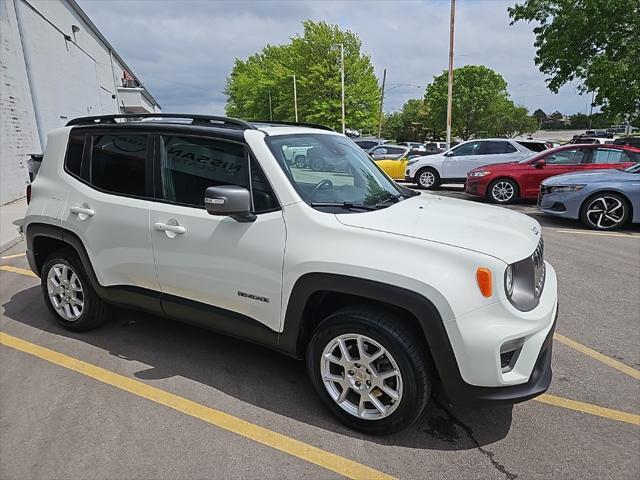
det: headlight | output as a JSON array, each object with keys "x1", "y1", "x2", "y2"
[
  {"x1": 469, "y1": 170, "x2": 491, "y2": 177},
  {"x1": 407, "y1": 158, "x2": 420, "y2": 166},
  {"x1": 547, "y1": 184, "x2": 585, "y2": 193},
  {"x1": 504, "y1": 237, "x2": 545, "y2": 312},
  {"x1": 505, "y1": 264, "x2": 514, "y2": 296}
]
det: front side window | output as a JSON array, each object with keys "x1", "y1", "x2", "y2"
[
  {"x1": 592, "y1": 148, "x2": 630, "y2": 164},
  {"x1": 266, "y1": 134, "x2": 402, "y2": 210},
  {"x1": 90, "y1": 134, "x2": 148, "y2": 196},
  {"x1": 452, "y1": 141, "x2": 482, "y2": 156},
  {"x1": 160, "y1": 135, "x2": 277, "y2": 212},
  {"x1": 544, "y1": 148, "x2": 588, "y2": 165}
]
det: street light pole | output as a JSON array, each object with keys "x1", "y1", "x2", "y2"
[
  {"x1": 268, "y1": 89, "x2": 273, "y2": 121},
  {"x1": 378, "y1": 68, "x2": 387, "y2": 138},
  {"x1": 446, "y1": 0, "x2": 456, "y2": 149},
  {"x1": 293, "y1": 74, "x2": 298, "y2": 122}
]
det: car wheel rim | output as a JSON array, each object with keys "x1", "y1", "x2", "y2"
[
  {"x1": 320, "y1": 333, "x2": 403, "y2": 420},
  {"x1": 492, "y1": 181, "x2": 514, "y2": 202},
  {"x1": 419, "y1": 171, "x2": 434, "y2": 187},
  {"x1": 46, "y1": 263, "x2": 84, "y2": 321},
  {"x1": 586, "y1": 196, "x2": 625, "y2": 229}
]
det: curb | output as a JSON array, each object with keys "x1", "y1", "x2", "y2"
[{"x1": 0, "y1": 235, "x2": 23, "y2": 254}]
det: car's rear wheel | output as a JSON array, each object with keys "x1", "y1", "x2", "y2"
[
  {"x1": 488, "y1": 178, "x2": 518, "y2": 204},
  {"x1": 416, "y1": 167, "x2": 440, "y2": 190},
  {"x1": 41, "y1": 248, "x2": 109, "y2": 331},
  {"x1": 294, "y1": 155, "x2": 307, "y2": 168},
  {"x1": 306, "y1": 306, "x2": 431, "y2": 434},
  {"x1": 580, "y1": 192, "x2": 630, "y2": 230}
]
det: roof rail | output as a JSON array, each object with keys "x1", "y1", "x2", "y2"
[
  {"x1": 251, "y1": 120, "x2": 335, "y2": 132},
  {"x1": 66, "y1": 114, "x2": 256, "y2": 130}
]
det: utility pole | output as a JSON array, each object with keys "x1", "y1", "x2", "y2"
[
  {"x1": 588, "y1": 90, "x2": 594, "y2": 130},
  {"x1": 293, "y1": 74, "x2": 298, "y2": 122},
  {"x1": 446, "y1": 0, "x2": 456, "y2": 149},
  {"x1": 378, "y1": 68, "x2": 387, "y2": 138},
  {"x1": 268, "y1": 90, "x2": 273, "y2": 121},
  {"x1": 340, "y1": 43, "x2": 346, "y2": 134}
]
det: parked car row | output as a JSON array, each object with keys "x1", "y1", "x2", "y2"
[{"x1": 393, "y1": 137, "x2": 639, "y2": 231}]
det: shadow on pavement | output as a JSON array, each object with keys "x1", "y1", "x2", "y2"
[{"x1": 3, "y1": 285, "x2": 513, "y2": 451}]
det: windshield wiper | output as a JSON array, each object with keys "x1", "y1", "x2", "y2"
[
  {"x1": 375, "y1": 193, "x2": 403, "y2": 207},
  {"x1": 310, "y1": 201, "x2": 379, "y2": 211}
]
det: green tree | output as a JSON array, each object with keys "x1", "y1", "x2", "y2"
[
  {"x1": 423, "y1": 65, "x2": 534, "y2": 139},
  {"x1": 509, "y1": 0, "x2": 640, "y2": 120},
  {"x1": 225, "y1": 21, "x2": 380, "y2": 131},
  {"x1": 533, "y1": 108, "x2": 547, "y2": 126},
  {"x1": 381, "y1": 99, "x2": 433, "y2": 142},
  {"x1": 569, "y1": 113, "x2": 589, "y2": 129}
]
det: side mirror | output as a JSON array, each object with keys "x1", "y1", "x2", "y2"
[
  {"x1": 535, "y1": 159, "x2": 546, "y2": 168},
  {"x1": 204, "y1": 185, "x2": 256, "y2": 223},
  {"x1": 444, "y1": 150, "x2": 454, "y2": 157}
]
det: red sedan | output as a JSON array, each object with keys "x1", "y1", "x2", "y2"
[{"x1": 465, "y1": 144, "x2": 640, "y2": 204}]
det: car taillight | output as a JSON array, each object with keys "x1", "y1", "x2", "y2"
[{"x1": 26, "y1": 184, "x2": 31, "y2": 204}]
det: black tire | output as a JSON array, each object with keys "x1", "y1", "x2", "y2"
[
  {"x1": 487, "y1": 178, "x2": 519, "y2": 204},
  {"x1": 41, "y1": 248, "x2": 109, "y2": 331},
  {"x1": 306, "y1": 306, "x2": 432, "y2": 434},
  {"x1": 310, "y1": 156, "x2": 325, "y2": 171},
  {"x1": 579, "y1": 192, "x2": 630, "y2": 231},
  {"x1": 415, "y1": 167, "x2": 440, "y2": 190},
  {"x1": 294, "y1": 155, "x2": 307, "y2": 168}
]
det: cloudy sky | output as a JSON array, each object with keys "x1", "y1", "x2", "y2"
[{"x1": 78, "y1": 0, "x2": 590, "y2": 116}]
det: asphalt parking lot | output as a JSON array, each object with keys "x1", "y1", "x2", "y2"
[{"x1": 1, "y1": 188, "x2": 639, "y2": 480}]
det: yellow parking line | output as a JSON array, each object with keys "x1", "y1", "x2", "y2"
[
  {"x1": 1, "y1": 252, "x2": 26, "y2": 259},
  {"x1": 535, "y1": 394, "x2": 640, "y2": 426},
  {"x1": 0, "y1": 332, "x2": 395, "y2": 480},
  {"x1": 554, "y1": 229, "x2": 638, "y2": 238},
  {"x1": 554, "y1": 333, "x2": 640, "y2": 380},
  {"x1": 0, "y1": 265, "x2": 37, "y2": 278}
]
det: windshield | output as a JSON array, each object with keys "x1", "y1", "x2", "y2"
[
  {"x1": 266, "y1": 133, "x2": 403, "y2": 210},
  {"x1": 624, "y1": 162, "x2": 640, "y2": 173}
]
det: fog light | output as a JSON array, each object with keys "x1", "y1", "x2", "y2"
[{"x1": 500, "y1": 338, "x2": 524, "y2": 373}]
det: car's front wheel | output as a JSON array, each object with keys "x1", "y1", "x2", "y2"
[
  {"x1": 488, "y1": 178, "x2": 518, "y2": 204},
  {"x1": 416, "y1": 167, "x2": 440, "y2": 190},
  {"x1": 306, "y1": 307, "x2": 431, "y2": 434},
  {"x1": 580, "y1": 192, "x2": 630, "y2": 230},
  {"x1": 41, "y1": 248, "x2": 109, "y2": 331}
]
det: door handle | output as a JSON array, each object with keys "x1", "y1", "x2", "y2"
[
  {"x1": 70, "y1": 205, "x2": 95, "y2": 217},
  {"x1": 154, "y1": 222, "x2": 186, "y2": 235}
]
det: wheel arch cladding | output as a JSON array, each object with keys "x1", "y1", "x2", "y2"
[{"x1": 278, "y1": 273, "x2": 459, "y2": 380}]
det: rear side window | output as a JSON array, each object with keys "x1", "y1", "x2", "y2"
[
  {"x1": 482, "y1": 141, "x2": 517, "y2": 154},
  {"x1": 592, "y1": 148, "x2": 633, "y2": 164},
  {"x1": 517, "y1": 141, "x2": 547, "y2": 152},
  {"x1": 89, "y1": 134, "x2": 148, "y2": 197},
  {"x1": 65, "y1": 131, "x2": 85, "y2": 177}
]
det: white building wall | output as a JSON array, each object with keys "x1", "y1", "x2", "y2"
[
  {"x1": 0, "y1": 0, "x2": 39, "y2": 205},
  {"x1": 0, "y1": 0, "x2": 160, "y2": 205}
]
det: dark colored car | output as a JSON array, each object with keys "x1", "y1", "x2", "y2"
[
  {"x1": 465, "y1": 144, "x2": 640, "y2": 204},
  {"x1": 613, "y1": 136, "x2": 640, "y2": 148}
]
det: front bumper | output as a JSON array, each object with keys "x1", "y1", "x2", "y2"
[
  {"x1": 537, "y1": 189, "x2": 581, "y2": 219},
  {"x1": 464, "y1": 177, "x2": 488, "y2": 197},
  {"x1": 434, "y1": 261, "x2": 558, "y2": 406}
]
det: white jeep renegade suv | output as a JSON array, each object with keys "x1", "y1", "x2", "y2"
[{"x1": 23, "y1": 114, "x2": 558, "y2": 434}]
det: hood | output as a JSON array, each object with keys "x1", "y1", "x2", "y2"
[
  {"x1": 543, "y1": 169, "x2": 635, "y2": 185},
  {"x1": 336, "y1": 194, "x2": 540, "y2": 264}
]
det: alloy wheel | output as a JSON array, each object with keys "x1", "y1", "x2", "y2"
[
  {"x1": 491, "y1": 181, "x2": 515, "y2": 202},
  {"x1": 419, "y1": 171, "x2": 435, "y2": 188},
  {"x1": 586, "y1": 196, "x2": 626, "y2": 229},
  {"x1": 320, "y1": 333, "x2": 403, "y2": 420},
  {"x1": 46, "y1": 263, "x2": 84, "y2": 321}
]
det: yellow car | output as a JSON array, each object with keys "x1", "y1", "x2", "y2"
[{"x1": 370, "y1": 144, "x2": 411, "y2": 180}]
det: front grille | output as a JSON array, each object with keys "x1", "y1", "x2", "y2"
[{"x1": 532, "y1": 237, "x2": 546, "y2": 298}]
